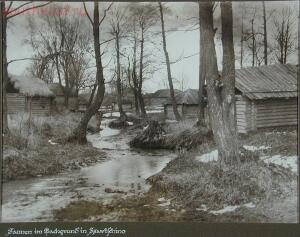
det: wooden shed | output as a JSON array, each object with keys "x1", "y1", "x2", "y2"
[
  {"x1": 150, "y1": 89, "x2": 181, "y2": 107},
  {"x1": 7, "y1": 74, "x2": 54, "y2": 116},
  {"x1": 48, "y1": 83, "x2": 78, "y2": 112},
  {"x1": 235, "y1": 64, "x2": 298, "y2": 133},
  {"x1": 164, "y1": 89, "x2": 208, "y2": 120}
]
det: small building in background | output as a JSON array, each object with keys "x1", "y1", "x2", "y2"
[
  {"x1": 7, "y1": 74, "x2": 54, "y2": 116},
  {"x1": 164, "y1": 64, "x2": 297, "y2": 134},
  {"x1": 48, "y1": 83, "x2": 78, "y2": 112},
  {"x1": 164, "y1": 89, "x2": 207, "y2": 120},
  {"x1": 78, "y1": 93, "x2": 90, "y2": 112},
  {"x1": 149, "y1": 89, "x2": 182, "y2": 107},
  {"x1": 235, "y1": 64, "x2": 298, "y2": 133}
]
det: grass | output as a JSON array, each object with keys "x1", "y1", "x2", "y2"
[
  {"x1": 3, "y1": 112, "x2": 106, "y2": 181},
  {"x1": 148, "y1": 145, "x2": 296, "y2": 211}
]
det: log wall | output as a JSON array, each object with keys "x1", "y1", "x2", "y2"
[
  {"x1": 255, "y1": 98, "x2": 297, "y2": 128},
  {"x1": 7, "y1": 93, "x2": 26, "y2": 114}
]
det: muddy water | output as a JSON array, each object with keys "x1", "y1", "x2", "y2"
[{"x1": 2, "y1": 119, "x2": 176, "y2": 222}]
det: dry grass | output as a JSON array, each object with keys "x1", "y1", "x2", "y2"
[
  {"x1": 3, "y1": 112, "x2": 106, "y2": 181},
  {"x1": 148, "y1": 151, "x2": 296, "y2": 210}
]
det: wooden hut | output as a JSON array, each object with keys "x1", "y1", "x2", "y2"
[
  {"x1": 7, "y1": 74, "x2": 54, "y2": 116},
  {"x1": 48, "y1": 83, "x2": 78, "y2": 111},
  {"x1": 150, "y1": 89, "x2": 181, "y2": 107},
  {"x1": 235, "y1": 64, "x2": 298, "y2": 133},
  {"x1": 164, "y1": 89, "x2": 207, "y2": 120}
]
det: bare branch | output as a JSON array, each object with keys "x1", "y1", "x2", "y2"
[
  {"x1": 83, "y1": 2, "x2": 93, "y2": 25},
  {"x1": 7, "y1": 2, "x2": 51, "y2": 19},
  {"x1": 99, "y1": 3, "x2": 113, "y2": 26},
  {"x1": 6, "y1": 1, "x2": 34, "y2": 15}
]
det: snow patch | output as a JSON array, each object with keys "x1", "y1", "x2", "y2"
[
  {"x1": 210, "y1": 205, "x2": 240, "y2": 215},
  {"x1": 243, "y1": 202, "x2": 255, "y2": 208},
  {"x1": 146, "y1": 110, "x2": 164, "y2": 114},
  {"x1": 102, "y1": 112, "x2": 120, "y2": 118},
  {"x1": 261, "y1": 155, "x2": 298, "y2": 173},
  {"x1": 196, "y1": 204, "x2": 208, "y2": 211},
  {"x1": 243, "y1": 145, "x2": 271, "y2": 151},
  {"x1": 48, "y1": 140, "x2": 58, "y2": 145},
  {"x1": 165, "y1": 120, "x2": 178, "y2": 124},
  {"x1": 196, "y1": 150, "x2": 218, "y2": 163}
]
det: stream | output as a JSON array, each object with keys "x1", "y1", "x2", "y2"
[{"x1": 2, "y1": 118, "x2": 176, "y2": 222}]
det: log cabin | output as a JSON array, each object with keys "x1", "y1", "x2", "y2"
[
  {"x1": 48, "y1": 83, "x2": 78, "y2": 112},
  {"x1": 7, "y1": 74, "x2": 54, "y2": 116},
  {"x1": 150, "y1": 89, "x2": 181, "y2": 107},
  {"x1": 164, "y1": 89, "x2": 208, "y2": 121},
  {"x1": 235, "y1": 64, "x2": 298, "y2": 133},
  {"x1": 164, "y1": 64, "x2": 297, "y2": 133}
]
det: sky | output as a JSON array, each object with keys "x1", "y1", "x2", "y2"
[{"x1": 6, "y1": 1, "x2": 299, "y2": 93}]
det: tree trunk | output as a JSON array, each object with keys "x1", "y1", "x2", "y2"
[
  {"x1": 198, "y1": 0, "x2": 206, "y2": 126},
  {"x1": 240, "y1": 11, "x2": 244, "y2": 68},
  {"x1": 138, "y1": 29, "x2": 147, "y2": 118},
  {"x1": 68, "y1": 2, "x2": 105, "y2": 144},
  {"x1": 199, "y1": 1, "x2": 239, "y2": 166},
  {"x1": 262, "y1": 1, "x2": 268, "y2": 65},
  {"x1": 2, "y1": 2, "x2": 9, "y2": 134},
  {"x1": 159, "y1": 2, "x2": 181, "y2": 121},
  {"x1": 115, "y1": 30, "x2": 126, "y2": 119},
  {"x1": 251, "y1": 19, "x2": 255, "y2": 67}
]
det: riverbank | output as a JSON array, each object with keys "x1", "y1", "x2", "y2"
[
  {"x1": 53, "y1": 124, "x2": 297, "y2": 222},
  {"x1": 3, "y1": 113, "x2": 106, "y2": 181}
]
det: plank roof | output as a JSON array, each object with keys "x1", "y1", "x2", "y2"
[{"x1": 235, "y1": 64, "x2": 298, "y2": 100}]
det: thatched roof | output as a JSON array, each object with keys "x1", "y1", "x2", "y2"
[
  {"x1": 236, "y1": 64, "x2": 297, "y2": 100},
  {"x1": 8, "y1": 74, "x2": 54, "y2": 97},
  {"x1": 152, "y1": 89, "x2": 181, "y2": 98},
  {"x1": 165, "y1": 89, "x2": 199, "y2": 105},
  {"x1": 48, "y1": 83, "x2": 77, "y2": 97}
]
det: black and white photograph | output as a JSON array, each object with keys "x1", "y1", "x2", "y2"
[{"x1": 1, "y1": 1, "x2": 299, "y2": 223}]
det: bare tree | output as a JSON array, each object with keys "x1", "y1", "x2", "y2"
[
  {"x1": 262, "y1": 1, "x2": 268, "y2": 65},
  {"x1": 272, "y1": 7, "x2": 297, "y2": 64},
  {"x1": 108, "y1": 5, "x2": 127, "y2": 120},
  {"x1": 27, "y1": 4, "x2": 92, "y2": 107},
  {"x1": 128, "y1": 3, "x2": 158, "y2": 118},
  {"x1": 68, "y1": 2, "x2": 112, "y2": 144},
  {"x1": 1, "y1": 1, "x2": 51, "y2": 134},
  {"x1": 158, "y1": 2, "x2": 181, "y2": 121},
  {"x1": 199, "y1": 1, "x2": 239, "y2": 166}
]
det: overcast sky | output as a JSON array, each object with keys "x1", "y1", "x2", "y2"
[{"x1": 7, "y1": 1, "x2": 299, "y2": 93}]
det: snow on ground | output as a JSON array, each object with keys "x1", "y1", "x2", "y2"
[
  {"x1": 102, "y1": 112, "x2": 134, "y2": 118},
  {"x1": 261, "y1": 155, "x2": 298, "y2": 173},
  {"x1": 195, "y1": 150, "x2": 218, "y2": 163},
  {"x1": 243, "y1": 145, "x2": 271, "y2": 151},
  {"x1": 165, "y1": 120, "x2": 178, "y2": 124},
  {"x1": 103, "y1": 112, "x2": 120, "y2": 118},
  {"x1": 209, "y1": 202, "x2": 256, "y2": 215},
  {"x1": 146, "y1": 110, "x2": 164, "y2": 114},
  {"x1": 157, "y1": 197, "x2": 171, "y2": 207},
  {"x1": 196, "y1": 148, "x2": 297, "y2": 173},
  {"x1": 48, "y1": 140, "x2": 58, "y2": 145},
  {"x1": 196, "y1": 204, "x2": 208, "y2": 211}
]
